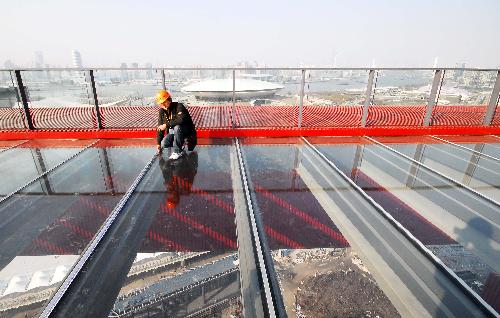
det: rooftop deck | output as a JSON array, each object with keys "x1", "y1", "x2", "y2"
[{"x1": 1, "y1": 67, "x2": 500, "y2": 317}]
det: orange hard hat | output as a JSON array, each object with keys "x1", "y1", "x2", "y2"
[{"x1": 156, "y1": 90, "x2": 171, "y2": 104}]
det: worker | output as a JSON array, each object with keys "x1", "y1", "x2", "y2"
[{"x1": 155, "y1": 89, "x2": 197, "y2": 159}]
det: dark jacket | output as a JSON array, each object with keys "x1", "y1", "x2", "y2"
[
  {"x1": 157, "y1": 102, "x2": 195, "y2": 133},
  {"x1": 156, "y1": 102, "x2": 196, "y2": 146}
]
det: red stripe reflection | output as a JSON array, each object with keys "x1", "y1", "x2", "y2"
[{"x1": 254, "y1": 185, "x2": 349, "y2": 246}]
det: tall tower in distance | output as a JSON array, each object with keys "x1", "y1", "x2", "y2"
[
  {"x1": 120, "y1": 63, "x2": 128, "y2": 81},
  {"x1": 72, "y1": 50, "x2": 83, "y2": 68}
]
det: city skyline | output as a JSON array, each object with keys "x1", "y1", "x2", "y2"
[{"x1": 1, "y1": 0, "x2": 500, "y2": 68}]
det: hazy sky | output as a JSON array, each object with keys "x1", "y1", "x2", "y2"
[{"x1": 1, "y1": 0, "x2": 499, "y2": 68}]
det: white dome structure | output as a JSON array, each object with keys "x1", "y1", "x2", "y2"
[{"x1": 182, "y1": 78, "x2": 283, "y2": 100}]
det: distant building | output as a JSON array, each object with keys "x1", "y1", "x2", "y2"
[
  {"x1": 183, "y1": 78, "x2": 283, "y2": 100},
  {"x1": 72, "y1": 50, "x2": 83, "y2": 68},
  {"x1": 453, "y1": 62, "x2": 466, "y2": 81},
  {"x1": 131, "y1": 63, "x2": 139, "y2": 80},
  {"x1": 1, "y1": 61, "x2": 15, "y2": 81},
  {"x1": 120, "y1": 63, "x2": 128, "y2": 81},
  {"x1": 145, "y1": 63, "x2": 153, "y2": 79}
]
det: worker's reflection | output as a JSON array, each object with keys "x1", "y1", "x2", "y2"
[{"x1": 159, "y1": 151, "x2": 198, "y2": 209}]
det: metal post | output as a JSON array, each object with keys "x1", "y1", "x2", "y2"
[
  {"x1": 361, "y1": 70, "x2": 376, "y2": 127},
  {"x1": 406, "y1": 144, "x2": 425, "y2": 188},
  {"x1": 423, "y1": 69, "x2": 444, "y2": 126},
  {"x1": 14, "y1": 70, "x2": 34, "y2": 130},
  {"x1": 89, "y1": 70, "x2": 103, "y2": 129},
  {"x1": 483, "y1": 70, "x2": 500, "y2": 125},
  {"x1": 232, "y1": 69, "x2": 236, "y2": 128},
  {"x1": 292, "y1": 146, "x2": 301, "y2": 190},
  {"x1": 98, "y1": 148, "x2": 115, "y2": 194},
  {"x1": 31, "y1": 148, "x2": 52, "y2": 194},
  {"x1": 462, "y1": 143, "x2": 484, "y2": 185},
  {"x1": 351, "y1": 144, "x2": 365, "y2": 180},
  {"x1": 161, "y1": 69, "x2": 166, "y2": 90},
  {"x1": 298, "y1": 69, "x2": 305, "y2": 128}
]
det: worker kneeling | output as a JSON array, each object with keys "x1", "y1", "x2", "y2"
[{"x1": 155, "y1": 89, "x2": 197, "y2": 159}]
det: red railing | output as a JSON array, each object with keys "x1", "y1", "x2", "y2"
[{"x1": 1, "y1": 104, "x2": 500, "y2": 139}]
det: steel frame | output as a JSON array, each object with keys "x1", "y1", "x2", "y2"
[
  {"x1": 424, "y1": 69, "x2": 444, "y2": 126},
  {"x1": 431, "y1": 135, "x2": 500, "y2": 162},
  {"x1": 234, "y1": 137, "x2": 285, "y2": 317},
  {"x1": 302, "y1": 137, "x2": 498, "y2": 317},
  {"x1": 0, "y1": 140, "x2": 98, "y2": 205},
  {"x1": 483, "y1": 71, "x2": 500, "y2": 125},
  {"x1": 366, "y1": 136, "x2": 500, "y2": 209},
  {"x1": 40, "y1": 153, "x2": 157, "y2": 317}
]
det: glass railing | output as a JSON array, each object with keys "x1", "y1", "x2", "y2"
[{"x1": 1, "y1": 67, "x2": 499, "y2": 131}]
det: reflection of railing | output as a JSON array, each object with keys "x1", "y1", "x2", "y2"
[{"x1": 1, "y1": 68, "x2": 499, "y2": 132}]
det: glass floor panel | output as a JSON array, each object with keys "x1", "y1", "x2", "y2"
[
  {"x1": 0, "y1": 140, "x2": 154, "y2": 318},
  {"x1": 240, "y1": 139, "x2": 401, "y2": 317},
  {"x1": 64, "y1": 140, "x2": 244, "y2": 318},
  {"x1": 0, "y1": 140, "x2": 92, "y2": 197},
  {"x1": 0, "y1": 137, "x2": 498, "y2": 317},
  {"x1": 0, "y1": 140, "x2": 27, "y2": 151},
  {"x1": 374, "y1": 136, "x2": 500, "y2": 203},
  {"x1": 309, "y1": 136, "x2": 500, "y2": 313}
]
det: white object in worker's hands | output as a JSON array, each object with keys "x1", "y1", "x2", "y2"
[
  {"x1": 168, "y1": 128, "x2": 174, "y2": 134},
  {"x1": 169, "y1": 152, "x2": 182, "y2": 160}
]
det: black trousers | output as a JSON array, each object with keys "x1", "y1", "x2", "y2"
[{"x1": 157, "y1": 125, "x2": 197, "y2": 153}]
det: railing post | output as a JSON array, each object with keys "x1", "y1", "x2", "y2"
[
  {"x1": 423, "y1": 69, "x2": 444, "y2": 126},
  {"x1": 89, "y1": 70, "x2": 103, "y2": 129},
  {"x1": 483, "y1": 70, "x2": 500, "y2": 125},
  {"x1": 361, "y1": 69, "x2": 376, "y2": 127},
  {"x1": 14, "y1": 70, "x2": 34, "y2": 130},
  {"x1": 161, "y1": 69, "x2": 166, "y2": 90},
  {"x1": 232, "y1": 69, "x2": 236, "y2": 128},
  {"x1": 298, "y1": 69, "x2": 305, "y2": 128}
]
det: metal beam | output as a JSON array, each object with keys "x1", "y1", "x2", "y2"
[
  {"x1": 406, "y1": 143, "x2": 425, "y2": 188},
  {"x1": 98, "y1": 148, "x2": 115, "y2": 194},
  {"x1": 234, "y1": 138, "x2": 285, "y2": 317},
  {"x1": 89, "y1": 70, "x2": 103, "y2": 129},
  {"x1": 230, "y1": 146, "x2": 265, "y2": 318},
  {"x1": 423, "y1": 69, "x2": 444, "y2": 126},
  {"x1": 14, "y1": 70, "x2": 34, "y2": 130},
  {"x1": 462, "y1": 143, "x2": 484, "y2": 186},
  {"x1": 361, "y1": 70, "x2": 376, "y2": 127},
  {"x1": 232, "y1": 69, "x2": 236, "y2": 128},
  {"x1": 30, "y1": 148, "x2": 52, "y2": 194},
  {"x1": 3, "y1": 67, "x2": 500, "y2": 72},
  {"x1": 483, "y1": 70, "x2": 500, "y2": 125},
  {"x1": 431, "y1": 135, "x2": 500, "y2": 162},
  {"x1": 351, "y1": 144, "x2": 365, "y2": 181},
  {"x1": 298, "y1": 69, "x2": 305, "y2": 128},
  {"x1": 291, "y1": 146, "x2": 301, "y2": 190}
]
